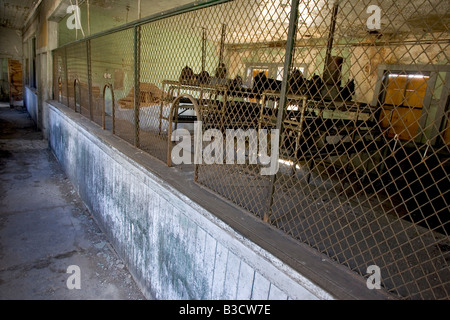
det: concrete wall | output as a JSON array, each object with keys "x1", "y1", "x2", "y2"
[
  {"x1": 0, "y1": 27, "x2": 23, "y2": 61},
  {"x1": 24, "y1": 86, "x2": 38, "y2": 124},
  {"x1": 47, "y1": 101, "x2": 339, "y2": 300},
  {"x1": 21, "y1": 1, "x2": 60, "y2": 139}
]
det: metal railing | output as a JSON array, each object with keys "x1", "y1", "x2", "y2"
[{"x1": 53, "y1": 0, "x2": 450, "y2": 300}]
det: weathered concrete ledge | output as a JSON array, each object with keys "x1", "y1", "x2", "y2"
[{"x1": 46, "y1": 101, "x2": 392, "y2": 300}]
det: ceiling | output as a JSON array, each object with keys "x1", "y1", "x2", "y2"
[
  {"x1": 95, "y1": 0, "x2": 449, "y2": 44},
  {"x1": 2, "y1": 0, "x2": 447, "y2": 40},
  {"x1": 0, "y1": 0, "x2": 194, "y2": 31},
  {"x1": 0, "y1": 0, "x2": 37, "y2": 30},
  {"x1": 93, "y1": 0, "x2": 194, "y2": 18},
  {"x1": 59, "y1": 0, "x2": 195, "y2": 22}
]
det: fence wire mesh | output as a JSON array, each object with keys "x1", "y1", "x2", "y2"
[
  {"x1": 265, "y1": 0, "x2": 450, "y2": 300},
  {"x1": 52, "y1": 49, "x2": 65, "y2": 104},
  {"x1": 65, "y1": 41, "x2": 89, "y2": 115},
  {"x1": 90, "y1": 29, "x2": 136, "y2": 143},
  {"x1": 53, "y1": 0, "x2": 449, "y2": 300}
]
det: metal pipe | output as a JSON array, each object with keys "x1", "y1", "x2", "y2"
[
  {"x1": 202, "y1": 28, "x2": 207, "y2": 73},
  {"x1": 138, "y1": 0, "x2": 142, "y2": 20},
  {"x1": 225, "y1": 38, "x2": 450, "y2": 52},
  {"x1": 219, "y1": 24, "x2": 226, "y2": 65},
  {"x1": 86, "y1": 39, "x2": 93, "y2": 120},
  {"x1": 87, "y1": 0, "x2": 91, "y2": 36},
  {"x1": 75, "y1": 0, "x2": 79, "y2": 40},
  {"x1": 324, "y1": 1, "x2": 340, "y2": 75},
  {"x1": 264, "y1": 0, "x2": 300, "y2": 223}
]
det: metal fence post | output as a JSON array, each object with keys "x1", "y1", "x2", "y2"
[
  {"x1": 263, "y1": 0, "x2": 300, "y2": 223},
  {"x1": 134, "y1": 25, "x2": 141, "y2": 148},
  {"x1": 87, "y1": 39, "x2": 93, "y2": 121}
]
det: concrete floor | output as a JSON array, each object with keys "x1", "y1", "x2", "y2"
[{"x1": 0, "y1": 103, "x2": 146, "y2": 300}]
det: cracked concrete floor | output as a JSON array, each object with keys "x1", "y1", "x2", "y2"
[{"x1": 0, "y1": 104, "x2": 146, "y2": 300}]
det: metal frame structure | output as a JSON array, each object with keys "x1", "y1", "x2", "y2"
[{"x1": 52, "y1": 0, "x2": 450, "y2": 300}]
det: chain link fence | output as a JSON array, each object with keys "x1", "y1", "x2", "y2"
[{"x1": 52, "y1": 0, "x2": 449, "y2": 300}]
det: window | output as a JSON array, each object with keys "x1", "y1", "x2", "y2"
[
  {"x1": 379, "y1": 73, "x2": 429, "y2": 141},
  {"x1": 246, "y1": 66, "x2": 269, "y2": 87},
  {"x1": 246, "y1": 63, "x2": 307, "y2": 86},
  {"x1": 276, "y1": 66, "x2": 305, "y2": 81},
  {"x1": 384, "y1": 74, "x2": 429, "y2": 108}
]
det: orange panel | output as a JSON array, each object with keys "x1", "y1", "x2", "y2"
[
  {"x1": 387, "y1": 107, "x2": 422, "y2": 141},
  {"x1": 379, "y1": 106, "x2": 394, "y2": 130},
  {"x1": 252, "y1": 69, "x2": 269, "y2": 78},
  {"x1": 381, "y1": 75, "x2": 428, "y2": 141},
  {"x1": 384, "y1": 75, "x2": 407, "y2": 106},
  {"x1": 404, "y1": 76, "x2": 428, "y2": 108}
]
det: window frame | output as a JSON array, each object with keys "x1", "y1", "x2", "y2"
[
  {"x1": 373, "y1": 64, "x2": 450, "y2": 145},
  {"x1": 245, "y1": 62, "x2": 308, "y2": 87}
]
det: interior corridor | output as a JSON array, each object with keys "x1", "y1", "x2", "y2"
[{"x1": 0, "y1": 103, "x2": 146, "y2": 299}]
